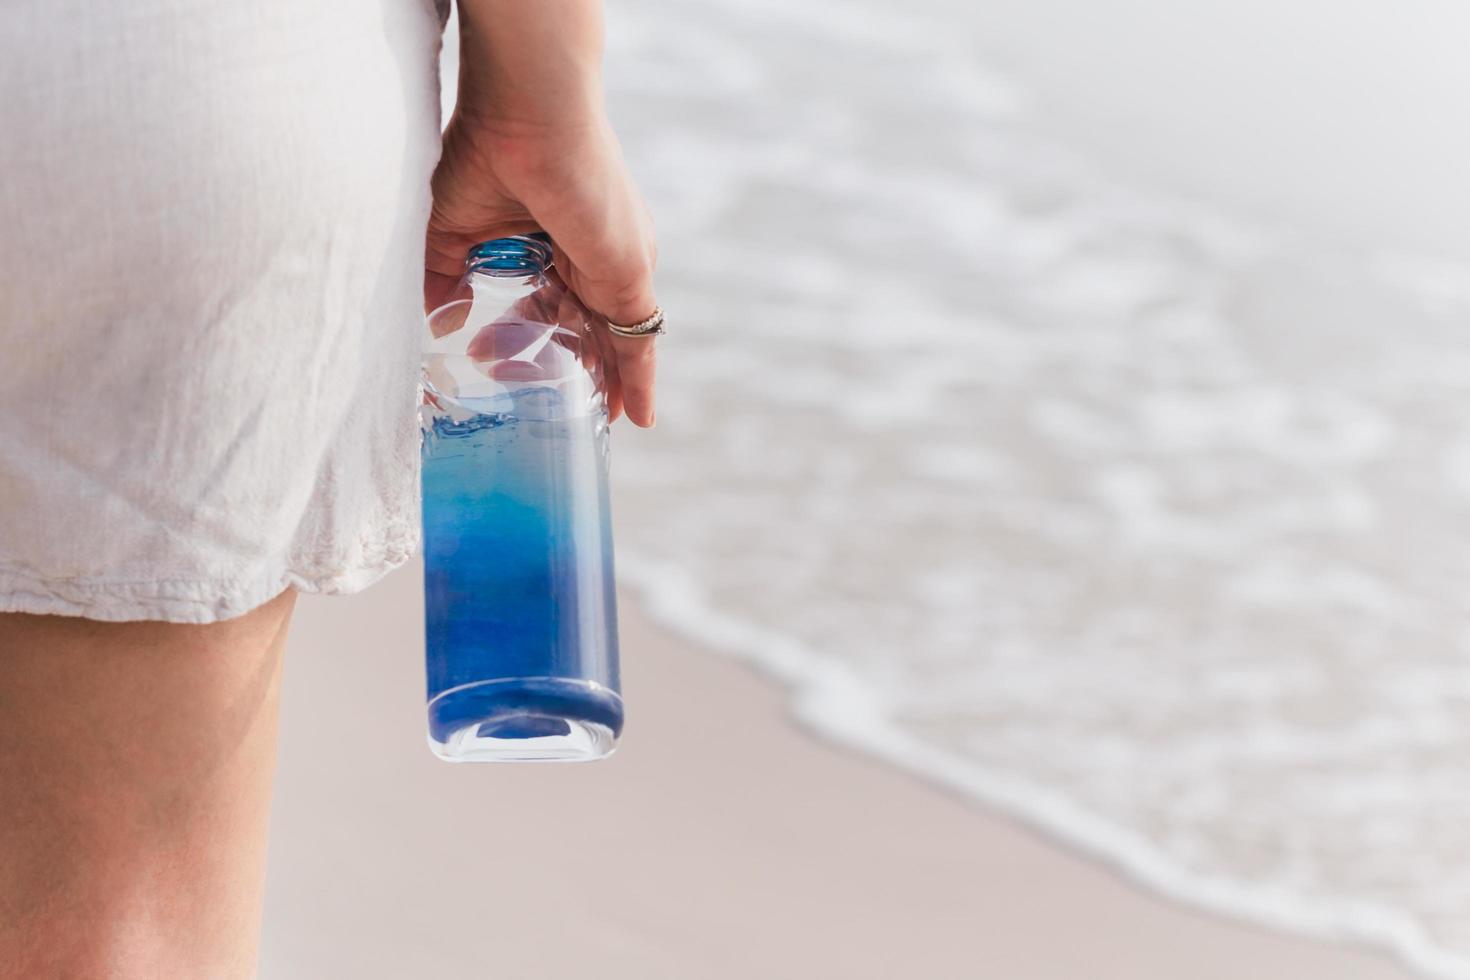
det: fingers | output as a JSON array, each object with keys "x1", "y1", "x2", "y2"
[
  {"x1": 536, "y1": 157, "x2": 658, "y2": 327},
  {"x1": 550, "y1": 235, "x2": 657, "y2": 328},
  {"x1": 559, "y1": 226, "x2": 658, "y2": 428},
  {"x1": 608, "y1": 332, "x2": 656, "y2": 427},
  {"x1": 604, "y1": 355, "x2": 625, "y2": 424},
  {"x1": 584, "y1": 260, "x2": 658, "y2": 332},
  {"x1": 551, "y1": 242, "x2": 658, "y2": 428}
]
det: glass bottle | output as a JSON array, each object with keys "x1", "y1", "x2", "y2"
[{"x1": 420, "y1": 236, "x2": 622, "y2": 762}]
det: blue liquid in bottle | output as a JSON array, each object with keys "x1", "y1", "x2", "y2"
[{"x1": 421, "y1": 237, "x2": 623, "y2": 762}]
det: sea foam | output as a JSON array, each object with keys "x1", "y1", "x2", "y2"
[{"x1": 598, "y1": 1, "x2": 1470, "y2": 976}]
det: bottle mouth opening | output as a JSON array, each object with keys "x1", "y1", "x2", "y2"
[{"x1": 465, "y1": 236, "x2": 554, "y2": 277}]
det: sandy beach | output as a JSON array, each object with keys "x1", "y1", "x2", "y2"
[
  {"x1": 341, "y1": 2, "x2": 1470, "y2": 971},
  {"x1": 258, "y1": 566, "x2": 1415, "y2": 978}
]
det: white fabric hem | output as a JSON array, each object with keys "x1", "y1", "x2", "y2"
[{"x1": 0, "y1": 535, "x2": 420, "y2": 625}]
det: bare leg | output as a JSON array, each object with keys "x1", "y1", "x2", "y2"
[{"x1": 0, "y1": 588, "x2": 297, "y2": 979}]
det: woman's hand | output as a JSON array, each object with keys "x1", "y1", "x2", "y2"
[{"x1": 425, "y1": 2, "x2": 659, "y2": 427}]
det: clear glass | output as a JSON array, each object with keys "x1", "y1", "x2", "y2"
[{"x1": 421, "y1": 236, "x2": 622, "y2": 762}]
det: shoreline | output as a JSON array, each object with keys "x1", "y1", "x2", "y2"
[
  {"x1": 261, "y1": 567, "x2": 1419, "y2": 979},
  {"x1": 618, "y1": 552, "x2": 1453, "y2": 980}
]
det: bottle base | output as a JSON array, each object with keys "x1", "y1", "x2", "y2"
[
  {"x1": 430, "y1": 717, "x2": 618, "y2": 763},
  {"x1": 427, "y1": 678, "x2": 623, "y2": 763}
]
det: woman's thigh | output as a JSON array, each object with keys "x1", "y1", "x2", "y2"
[{"x1": 0, "y1": 588, "x2": 296, "y2": 979}]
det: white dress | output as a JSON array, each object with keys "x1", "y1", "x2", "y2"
[{"x1": 0, "y1": 0, "x2": 448, "y2": 623}]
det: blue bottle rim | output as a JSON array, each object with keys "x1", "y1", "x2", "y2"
[{"x1": 466, "y1": 235, "x2": 554, "y2": 276}]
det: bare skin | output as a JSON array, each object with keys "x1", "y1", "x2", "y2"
[
  {"x1": 427, "y1": 0, "x2": 660, "y2": 427},
  {"x1": 0, "y1": 588, "x2": 296, "y2": 979},
  {"x1": 0, "y1": 4, "x2": 655, "y2": 977}
]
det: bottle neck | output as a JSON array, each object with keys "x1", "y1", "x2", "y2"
[{"x1": 465, "y1": 236, "x2": 554, "y2": 278}]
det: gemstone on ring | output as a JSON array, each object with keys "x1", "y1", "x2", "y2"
[{"x1": 607, "y1": 306, "x2": 665, "y2": 338}]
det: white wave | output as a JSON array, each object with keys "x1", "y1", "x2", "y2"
[
  {"x1": 599, "y1": 0, "x2": 1470, "y2": 975},
  {"x1": 617, "y1": 552, "x2": 1470, "y2": 980}
]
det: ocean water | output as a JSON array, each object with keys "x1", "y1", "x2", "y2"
[
  {"x1": 585, "y1": 0, "x2": 1470, "y2": 975},
  {"x1": 421, "y1": 399, "x2": 622, "y2": 759}
]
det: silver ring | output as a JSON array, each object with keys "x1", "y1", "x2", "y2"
[{"x1": 607, "y1": 306, "x2": 665, "y2": 338}]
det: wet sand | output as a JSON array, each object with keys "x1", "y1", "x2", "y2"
[{"x1": 259, "y1": 565, "x2": 1416, "y2": 979}]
